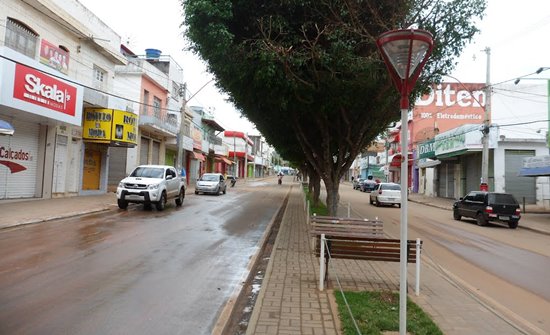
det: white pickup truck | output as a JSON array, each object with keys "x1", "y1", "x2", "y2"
[{"x1": 116, "y1": 165, "x2": 186, "y2": 211}]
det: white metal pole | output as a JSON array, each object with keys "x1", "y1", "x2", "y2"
[
  {"x1": 319, "y1": 234, "x2": 326, "y2": 291},
  {"x1": 399, "y1": 107, "x2": 409, "y2": 335},
  {"x1": 416, "y1": 238, "x2": 421, "y2": 296},
  {"x1": 481, "y1": 47, "x2": 491, "y2": 187}
]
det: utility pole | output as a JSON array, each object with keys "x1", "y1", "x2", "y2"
[
  {"x1": 177, "y1": 83, "x2": 187, "y2": 175},
  {"x1": 481, "y1": 47, "x2": 491, "y2": 190},
  {"x1": 244, "y1": 134, "x2": 248, "y2": 182},
  {"x1": 233, "y1": 136, "x2": 237, "y2": 177}
]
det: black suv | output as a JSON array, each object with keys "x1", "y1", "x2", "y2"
[{"x1": 452, "y1": 191, "x2": 521, "y2": 229}]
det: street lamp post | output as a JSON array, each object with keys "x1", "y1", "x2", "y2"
[{"x1": 377, "y1": 28, "x2": 433, "y2": 335}]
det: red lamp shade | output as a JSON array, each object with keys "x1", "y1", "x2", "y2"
[{"x1": 376, "y1": 29, "x2": 434, "y2": 109}]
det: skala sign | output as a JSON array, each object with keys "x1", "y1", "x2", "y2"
[{"x1": 13, "y1": 63, "x2": 77, "y2": 116}]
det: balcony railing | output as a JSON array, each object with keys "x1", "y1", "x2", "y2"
[{"x1": 139, "y1": 110, "x2": 179, "y2": 135}]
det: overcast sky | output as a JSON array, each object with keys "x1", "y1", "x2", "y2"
[{"x1": 77, "y1": 0, "x2": 550, "y2": 137}]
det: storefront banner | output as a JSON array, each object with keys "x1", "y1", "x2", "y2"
[
  {"x1": 181, "y1": 135, "x2": 193, "y2": 151},
  {"x1": 82, "y1": 108, "x2": 113, "y2": 143},
  {"x1": 418, "y1": 139, "x2": 436, "y2": 159},
  {"x1": 111, "y1": 110, "x2": 137, "y2": 146},
  {"x1": 82, "y1": 109, "x2": 138, "y2": 146},
  {"x1": 0, "y1": 47, "x2": 83, "y2": 126},
  {"x1": 192, "y1": 126, "x2": 202, "y2": 150},
  {"x1": 39, "y1": 39, "x2": 69, "y2": 75},
  {"x1": 413, "y1": 82, "x2": 486, "y2": 143},
  {"x1": 434, "y1": 123, "x2": 497, "y2": 156}
]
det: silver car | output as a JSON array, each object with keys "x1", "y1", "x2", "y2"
[
  {"x1": 195, "y1": 173, "x2": 227, "y2": 195},
  {"x1": 369, "y1": 182, "x2": 401, "y2": 207}
]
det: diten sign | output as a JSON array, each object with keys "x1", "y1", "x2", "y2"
[
  {"x1": 13, "y1": 63, "x2": 77, "y2": 116},
  {"x1": 416, "y1": 83, "x2": 486, "y2": 108}
]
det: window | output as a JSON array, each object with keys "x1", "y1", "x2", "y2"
[
  {"x1": 142, "y1": 90, "x2": 150, "y2": 114},
  {"x1": 172, "y1": 81, "x2": 180, "y2": 101},
  {"x1": 93, "y1": 65, "x2": 107, "y2": 90},
  {"x1": 153, "y1": 96, "x2": 162, "y2": 118},
  {"x1": 183, "y1": 120, "x2": 191, "y2": 137},
  {"x1": 5, "y1": 18, "x2": 38, "y2": 58}
]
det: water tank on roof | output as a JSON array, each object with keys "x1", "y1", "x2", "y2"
[{"x1": 145, "y1": 48, "x2": 161, "y2": 59}]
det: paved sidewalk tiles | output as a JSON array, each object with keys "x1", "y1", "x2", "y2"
[{"x1": 246, "y1": 185, "x2": 523, "y2": 335}]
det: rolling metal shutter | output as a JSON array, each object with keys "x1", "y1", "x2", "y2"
[
  {"x1": 437, "y1": 161, "x2": 455, "y2": 198},
  {"x1": 152, "y1": 140, "x2": 160, "y2": 165},
  {"x1": 108, "y1": 147, "x2": 128, "y2": 187},
  {"x1": 140, "y1": 137, "x2": 149, "y2": 165},
  {"x1": 464, "y1": 153, "x2": 482, "y2": 195},
  {"x1": 0, "y1": 119, "x2": 40, "y2": 199},
  {"x1": 505, "y1": 150, "x2": 535, "y2": 204}
]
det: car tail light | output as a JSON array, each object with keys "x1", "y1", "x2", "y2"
[
  {"x1": 515, "y1": 208, "x2": 521, "y2": 216},
  {"x1": 484, "y1": 206, "x2": 493, "y2": 214}
]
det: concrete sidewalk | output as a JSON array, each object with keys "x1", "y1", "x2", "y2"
[{"x1": 246, "y1": 184, "x2": 540, "y2": 335}]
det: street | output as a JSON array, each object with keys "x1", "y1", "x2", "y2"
[
  {"x1": 338, "y1": 184, "x2": 550, "y2": 334},
  {"x1": 0, "y1": 180, "x2": 287, "y2": 335}
]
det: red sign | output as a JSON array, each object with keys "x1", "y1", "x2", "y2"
[
  {"x1": 13, "y1": 64, "x2": 77, "y2": 116},
  {"x1": 412, "y1": 83, "x2": 486, "y2": 144},
  {"x1": 39, "y1": 39, "x2": 70, "y2": 74}
]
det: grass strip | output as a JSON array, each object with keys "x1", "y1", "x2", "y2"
[{"x1": 335, "y1": 291, "x2": 443, "y2": 335}]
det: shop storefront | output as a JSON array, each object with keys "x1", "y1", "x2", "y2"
[
  {"x1": 82, "y1": 108, "x2": 137, "y2": 193},
  {"x1": 0, "y1": 47, "x2": 83, "y2": 199}
]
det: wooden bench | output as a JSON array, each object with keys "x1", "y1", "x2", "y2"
[
  {"x1": 313, "y1": 233, "x2": 422, "y2": 294},
  {"x1": 309, "y1": 215, "x2": 384, "y2": 252}
]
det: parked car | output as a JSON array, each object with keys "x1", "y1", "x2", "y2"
[
  {"x1": 452, "y1": 191, "x2": 521, "y2": 229},
  {"x1": 369, "y1": 182, "x2": 401, "y2": 207},
  {"x1": 353, "y1": 178, "x2": 365, "y2": 190},
  {"x1": 360, "y1": 179, "x2": 377, "y2": 192},
  {"x1": 195, "y1": 173, "x2": 227, "y2": 195},
  {"x1": 116, "y1": 165, "x2": 186, "y2": 211}
]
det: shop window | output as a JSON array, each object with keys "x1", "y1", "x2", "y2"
[
  {"x1": 5, "y1": 18, "x2": 38, "y2": 58},
  {"x1": 93, "y1": 65, "x2": 107, "y2": 90}
]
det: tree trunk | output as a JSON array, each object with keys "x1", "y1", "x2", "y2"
[
  {"x1": 324, "y1": 177, "x2": 341, "y2": 216},
  {"x1": 309, "y1": 172, "x2": 321, "y2": 208}
]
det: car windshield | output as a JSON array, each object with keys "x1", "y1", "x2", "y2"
[
  {"x1": 130, "y1": 167, "x2": 164, "y2": 178},
  {"x1": 201, "y1": 174, "x2": 218, "y2": 181},
  {"x1": 382, "y1": 184, "x2": 401, "y2": 190},
  {"x1": 489, "y1": 193, "x2": 518, "y2": 205}
]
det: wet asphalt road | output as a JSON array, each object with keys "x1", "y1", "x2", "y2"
[{"x1": 0, "y1": 180, "x2": 287, "y2": 335}]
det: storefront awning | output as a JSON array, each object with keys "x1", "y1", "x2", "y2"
[
  {"x1": 417, "y1": 159, "x2": 441, "y2": 168},
  {"x1": 215, "y1": 156, "x2": 233, "y2": 165},
  {"x1": 389, "y1": 153, "x2": 413, "y2": 167},
  {"x1": 192, "y1": 152, "x2": 205, "y2": 161},
  {"x1": 518, "y1": 166, "x2": 550, "y2": 177},
  {"x1": 0, "y1": 119, "x2": 15, "y2": 136}
]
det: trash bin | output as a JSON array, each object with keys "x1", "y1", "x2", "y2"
[{"x1": 480, "y1": 182, "x2": 488, "y2": 191}]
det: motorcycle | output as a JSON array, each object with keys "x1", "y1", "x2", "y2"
[
  {"x1": 229, "y1": 176, "x2": 237, "y2": 187},
  {"x1": 278, "y1": 175, "x2": 283, "y2": 185}
]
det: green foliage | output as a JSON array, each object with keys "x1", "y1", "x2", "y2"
[
  {"x1": 303, "y1": 185, "x2": 328, "y2": 216},
  {"x1": 335, "y1": 291, "x2": 444, "y2": 335},
  {"x1": 183, "y1": 0, "x2": 486, "y2": 214}
]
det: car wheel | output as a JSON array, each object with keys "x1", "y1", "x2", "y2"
[
  {"x1": 195, "y1": 190, "x2": 199, "y2": 195},
  {"x1": 453, "y1": 210, "x2": 461, "y2": 221},
  {"x1": 156, "y1": 192, "x2": 167, "y2": 211},
  {"x1": 223, "y1": 186, "x2": 226, "y2": 195},
  {"x1": 476, "y1": 212, "x2": 487, "y2": 226},
  {"x1": 215, "y1": 186, "x2": 221, "y2": 196},
  {"x1": 175, "y1": 188, "x2": 185, "y2": 206},
  {"x1": 117, "y1": 199, "x2": 128, "y2": 210},
  {"x1": 369, "y1": 198, "x2": 374, "y2": 205},
  {"x1": 375, "y1": 199, "x2": 380, "y2": 207},
  {"x1": 508, "y1": 220, "x2": 519, "y2": 229},
  {"x1": 397, "y1": 203, "x2": 401, "y2": 208}
]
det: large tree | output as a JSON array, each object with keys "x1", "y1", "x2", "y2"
[{"x1": 183, "y1": 0, "x2": 486, "y2": 215}]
